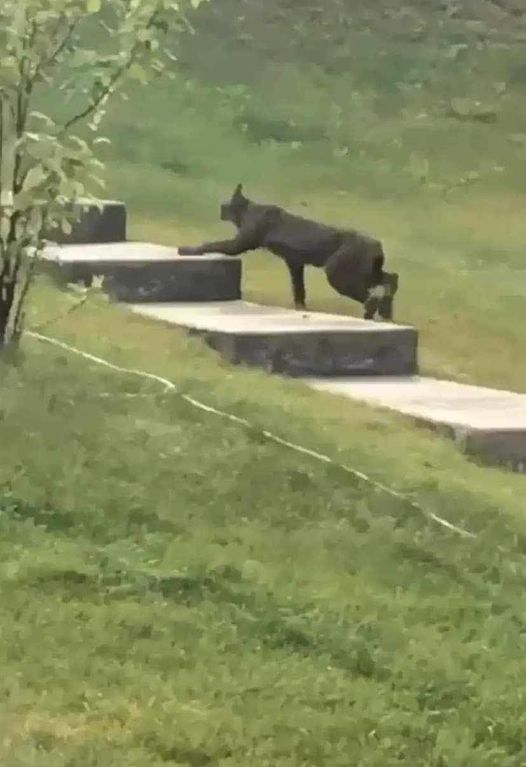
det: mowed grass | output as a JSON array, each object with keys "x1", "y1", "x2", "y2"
[{"x1": 0, "y1": 282, "x2": 526, "y2": 764}]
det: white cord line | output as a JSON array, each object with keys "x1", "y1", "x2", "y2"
[
  {"x1": 98, "y1": 392, "x2": 153, "y2": 399},
  {"x1": 26, "y1": 330, "x2": 476, "y2": 540},
  {"x1": 28, "y1": 331, "x2": 175, "y2": 393}
]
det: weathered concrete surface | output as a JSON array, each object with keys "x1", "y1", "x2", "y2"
[
  {"x1": 130, "y1": 300, "x2": 418, "y2": 377},
  {"x1": 41, "y1": 243, "x2": 241, "y2": 302},
  {"x1": 307, "y1": 376, "x2": 526, "y2": 470},
  {"x1": 44, "y1": 200, "x2": 127, "y2": 244}
]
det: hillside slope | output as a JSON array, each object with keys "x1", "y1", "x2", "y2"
[{"x1": 0, "y1": 284, "x2": 526, "y2": 764}]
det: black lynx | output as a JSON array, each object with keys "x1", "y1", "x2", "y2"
[{"x1": 179, "y1": 184, "x2": 399, "y2": 320}]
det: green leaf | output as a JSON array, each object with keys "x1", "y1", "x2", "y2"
[
  {"x1": 128, "y1": 62, "x2": 148, "y2": 84},
  {"x1": 28, "y1": 112, "x2": 54, "y2": 127},
  {"x1": 86, "y1": 0, "x2": 102, "y2": 12},
  {"x1": 22, "y1": 165, "x2": 47, "y2": 192},
  {"x1": 61, "y1": 219, "x2": 72, "y2": 235}
]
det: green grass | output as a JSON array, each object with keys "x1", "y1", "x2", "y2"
[{"x1": 0, "y1": 282, "x2": 526, "y2": 764}]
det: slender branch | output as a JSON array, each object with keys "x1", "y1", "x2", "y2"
[
  {"x1": 13, "y1": 60, "x2": 34, "y2": 195},
  {"x1": 11, "y1": 238, "x2": 41, "y2": 342},
  {"x1": 486, "y1": 0, "x2": 526, "y2": 16},
  {"x1": 60, "y1": 8, "x2": 160, "y2": 135},
  {"x1": 32, "y1": 18, "x2": 80, "y2": 85},
  {"x1": 29, "y1": 292, "x2": 88, "y2": 333},
  {"x1": 60, "y1": 62, "x2": 128, "y2": 135}
]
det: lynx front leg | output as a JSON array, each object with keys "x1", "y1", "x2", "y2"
[
  {"x1": 286, "y1": 262, "x2": 307, "y2": 310},
  {"x1": 178, "y1": 238, "x2": 247, "y2": 257}
]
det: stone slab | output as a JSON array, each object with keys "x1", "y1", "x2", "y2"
[
  {"x1": 41, "y1": 243, "x2": 241, "y2": 302},
  {"x1": 44, "y1": 199, "x2": 127, "y2": 244},
  {"x1": 129, "y1": 300, "x2": 418, "y2": 377},
  {"x1": 307, "y1": 376, "x2": 526, "y2": 471}
]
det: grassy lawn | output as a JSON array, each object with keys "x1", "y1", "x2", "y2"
[{"x1": 0, "y1": 284, "x2": 525, "y2": 765}]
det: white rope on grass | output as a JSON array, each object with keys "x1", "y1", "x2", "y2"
[
  {"x1": 98, "y1": 392, "x2": 154, "y2": 399},
  {"x1": 28, "y1": 330, "x2": 175, "y2": 392},
  {"x1": 25, "y1": 330, "x2": 476, "y2": 540}
]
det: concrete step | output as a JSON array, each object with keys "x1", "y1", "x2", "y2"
[
  {"x1": 41, "y1": 242, "x2": 241, "y2": 302},
  {"x1": 43, "y1": 199, "x2": 127, "y2": 245},
  {"x1": 307, "y1": 376, "x2": 526, "y2": 471},
  {"x1": 130, "y1": 300, "x2": 418, "y2": 377}
]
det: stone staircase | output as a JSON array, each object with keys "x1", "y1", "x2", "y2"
[{"x1": 41, "y1": 200, "x2": 526, "y2": 472}]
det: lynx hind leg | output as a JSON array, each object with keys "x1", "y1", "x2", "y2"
[
  {"x1": 378, "y1": 272, "x2": 398, "y2": 321},
  {"x1": 363, "y1": 287, "x2": 382, "y2": 320}
]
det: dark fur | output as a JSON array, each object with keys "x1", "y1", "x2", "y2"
[{"x1": 179, "y1": 184, "x2": 399, "y2": 320}]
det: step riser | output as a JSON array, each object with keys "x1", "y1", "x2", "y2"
[
  {"x1": 309, "y1": 378, "x2": 526, "y2": 473},
  {"x1": 44, "y1": 201, "x2": 127, "y2": 245},
  {"x1": 40, "y1": 242, "x2": 242, "y2": 303},
  {"x1": 103, "y1": 261, "x2": 242, "y2": 303},
  {"x1": 427, "y1": 420, "x2": 526, "y2": 473},
  {"x1": 194, "y1": 328, "x2": 418, "y2": 377},
  {"x1": 132, "y1": 301, "x2": 419, "y2": 378},
  {"x1": 49, "y1": 261, "x2": 242, "y2": 303}
]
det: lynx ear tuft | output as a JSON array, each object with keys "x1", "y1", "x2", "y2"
[{"x1": 232, "y1": 183, "x2": 244, "y2": 201}]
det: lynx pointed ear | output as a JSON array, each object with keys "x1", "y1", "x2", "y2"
[{"x1": 232, "y1": 183, "x2": 244, "y2": 201}]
